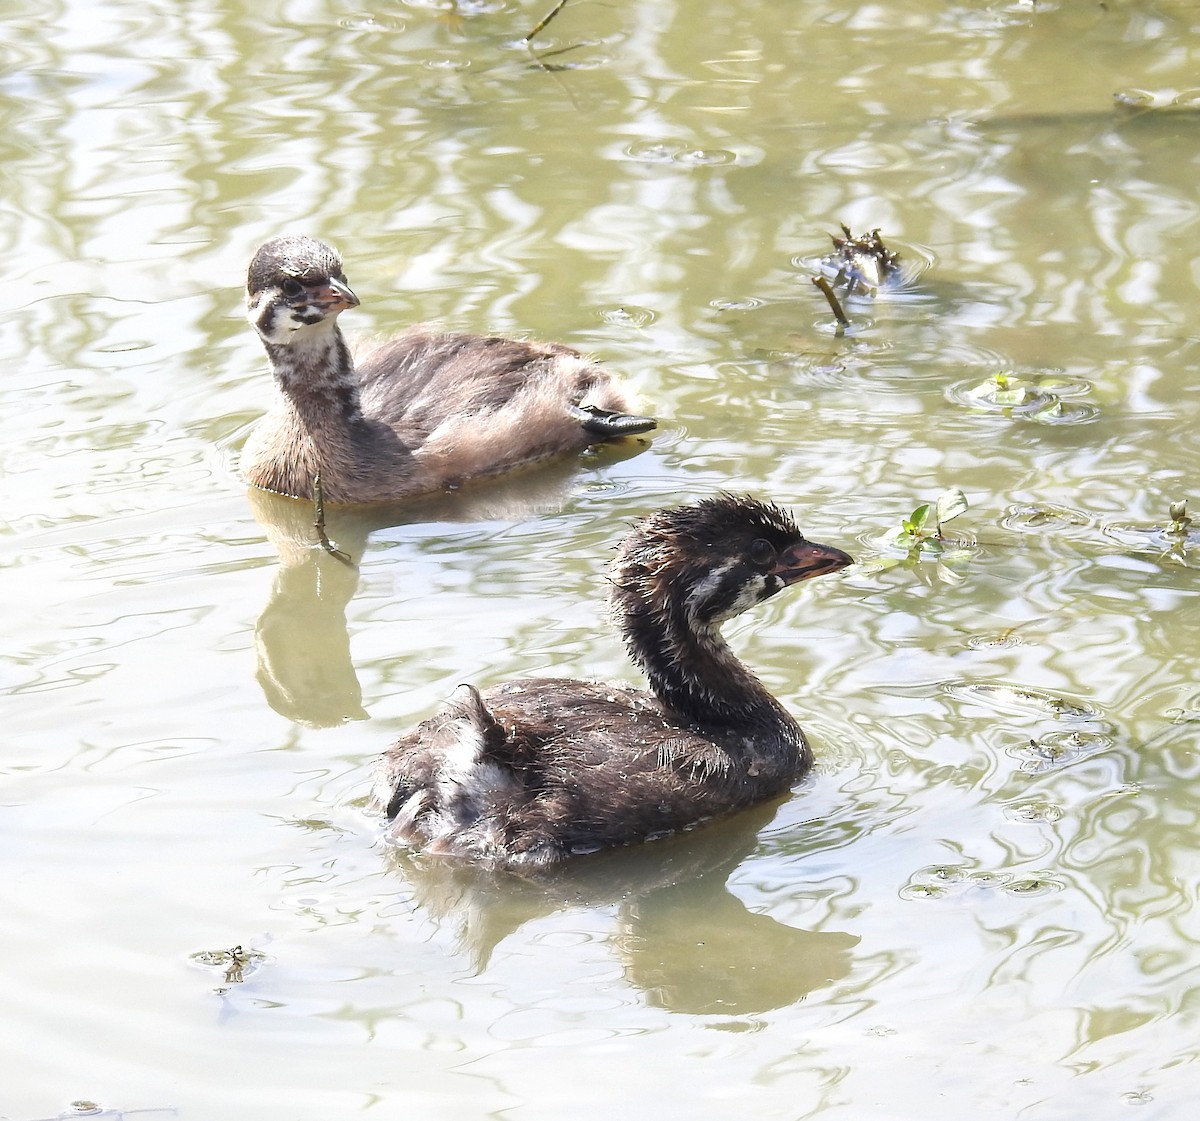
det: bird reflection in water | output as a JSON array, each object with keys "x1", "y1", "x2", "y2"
[
  {"x1": 246, "y1": 455, "x2": 639, "y2": 727},
  {"x1": 384, "y1": 801, "x2": 859, "y2": 1016}
]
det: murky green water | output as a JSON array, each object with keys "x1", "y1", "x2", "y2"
[{"x1": 3, "y1": 0, "x2": 1199, "y2": 1117}]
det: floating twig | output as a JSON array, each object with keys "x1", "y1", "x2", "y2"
[
  {"x1": 523, "y1": 0, "x2": 571, "y2": 44},
  {"x1": 313, "y1": 473, "x2": 352, "y2": 565},
  {"x1": 811, "y1": 274, "x2": 850, "y2": 328},
  {"x1": 528, "y1": 42, "x2": 587, "y2": 65}
]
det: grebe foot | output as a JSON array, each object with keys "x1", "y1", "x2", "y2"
[
  {"x1": 312, "y1": 472, "x2": 353, "y2": 565},
  {"x1": 569, "y1": 403, "x2": 658, "y2": 437}
]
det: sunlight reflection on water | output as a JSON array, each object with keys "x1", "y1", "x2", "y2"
[{"x1": 3, "y1": 0, "x2": 1200, "y2": 1118}]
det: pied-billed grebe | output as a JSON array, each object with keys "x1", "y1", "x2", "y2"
[
  {"x1": 371, "y1": 494, "x2": 853, "y2": 868},
  {"x1": 241, "y1": 235, "x2": 657, "y2": 504}
]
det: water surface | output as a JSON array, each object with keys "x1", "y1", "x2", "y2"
[{"x1": 3, "y1": 1, "x2": 1199, "y2": 1118}]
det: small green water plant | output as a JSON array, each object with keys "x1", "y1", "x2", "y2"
[
  {"x1": 1104, "y1": 496, "x2": 1197, "y2": 567},
  {"x1": 1168, "y1": 499, "x2": 1192, "y2": 537},
  {"x1": 955, "y1": 370, "x2": 1099, "y2": 425},
  {"x1": 896, "y1": 488, "x2": 970, "y2": 547},
  {"x1": 967, "y1": 371, "x2": 1040, "y2": 406},
  {"x1": 1161, "y1": 498, "x2": 1195, "y2": 565},
  {"x1": 866, "y1": 488, "x2": 976, "y2": 584}
]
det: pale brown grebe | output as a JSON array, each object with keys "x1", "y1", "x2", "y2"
[
  {"x1": 371, "y1": 494, "x2": 852, "y2": 868},
  {"x1": 241, "y1": 235, "x2": 656, "y2": 504}
]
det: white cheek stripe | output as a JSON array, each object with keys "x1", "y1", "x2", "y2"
[
  {"x1": 683, "y1": 558, "x2": 739, "y2": 620},
  {"x1": 248, "y1": 288, "x2": 341, "y2": 346}
]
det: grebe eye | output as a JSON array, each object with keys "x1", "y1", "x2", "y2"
[
  {"x1": 281, "y1": 277, "x2": 304, "y2": 299},
  {"x1": 749, "y1": 538, "x2": 775, "y2": 567}
]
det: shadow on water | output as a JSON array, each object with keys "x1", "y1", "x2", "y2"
[
  {"x1": 383, "y1": 801, "x2": 859, "y2": 1015},
  {"x1": 246, "y1": 439, "x2": 650, "y2": 726}
]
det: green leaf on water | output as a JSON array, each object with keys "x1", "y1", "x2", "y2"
[
  {"x1": 1031, "y1": 399, "x2": 1066, "y2": 422},
  {"x1": 903, "y1": 503, "x2": 931, "y2": 535},
  {"x1": 935, "y1": 488, "x2": 969, "y2": 527}
]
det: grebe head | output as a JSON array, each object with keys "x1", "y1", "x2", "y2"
[
  {"x1": 612, "y1": 494, "x2": 853, "y2": 630},
  {"x1": 246, "y1": 234, "x2": 360, "y2": 347}
]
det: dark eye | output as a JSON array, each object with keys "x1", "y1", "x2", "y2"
[
  {"x1": 281, "y1": 277, "x2": 304, "y2": 298},
  {"x1": 749, "y1": 539, "x2": 775, "y2": 567}
]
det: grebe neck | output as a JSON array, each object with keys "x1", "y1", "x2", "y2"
[
  {"x1": 263, "y1": 324, "x2": 364, "y2": 425},
  {"x1": 615, "y1": 591, "x2": 805, "y2": 754}
]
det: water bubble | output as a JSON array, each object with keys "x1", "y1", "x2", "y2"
[
  {"x1": 966, "y1": 632, "x2": 1025, "y2": 650},
  {"x1": 676, "y1": 147, "x2": 736, "y2": 166},
  {"x1": 339, "y1": 15, "x2": 401, "y2": 30},
  {"x1": 622, "y1": 140, "x2": 736, "y2": 166},
  {"x1": 624, "y1": 140, "x2": 686, "y2": 163}
]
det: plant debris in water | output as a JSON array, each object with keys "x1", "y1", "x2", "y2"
[
  {"x1": 821, "y1": 224, "x2": 903, "y2": 296},
  {"x1": 1104, "y1": 497, "x2": 1198, "y2": 567},
  {"x1": 1001, "y1": 502, "x2": 1092, "y2": 532},
  {"x1": 189, "y1": 943, "x2": 268, "y2": 987},
  {"x1": 522, "y1": 0, "x2": 571, "y2": 43},
  {"x1": 810, "y1": 273, "x2": 850, "y2": 328},
  {"x1": 900, "y1": 863, "x2": 1061, "y2": 901}
]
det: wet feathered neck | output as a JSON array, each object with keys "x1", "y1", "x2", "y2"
[
  {"x1": 261, "y1": 322, "x2": 363, "y2": 424},
  {"x1": 611, "y1": 563, "x2": 804, "y2": 754}
]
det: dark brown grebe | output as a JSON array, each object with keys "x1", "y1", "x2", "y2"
[
  {"x1": 371, "y1": 494, "x2": 853, "y2": 868},
  {"x1": 241, "y1": 235, "x2": 656, "y2": 504}
]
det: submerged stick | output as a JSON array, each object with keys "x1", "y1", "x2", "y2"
[
  {"x1": 313, "y1": 473, "x2": 352, "y2": 565},
  {"x1": 523, "y1": 0, "x2": 571, "y2": 44},
  {"x1": 811, "y1": 274, "x2": 850, "y2": 328}
]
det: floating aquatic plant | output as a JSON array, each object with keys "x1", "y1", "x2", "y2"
[
  {"x1": 861, "y1": 488, "x2": 977, "y2": 584},
  {"x1": 1104, "y1": 496, "x2": 1198, "y2": 567},
  {"x1": 1168, "y1": 499, "x2": 1192, "y2": 537},
  {"x1": 949, "y1": 370, "x2": 1100, "y2": 425}
]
